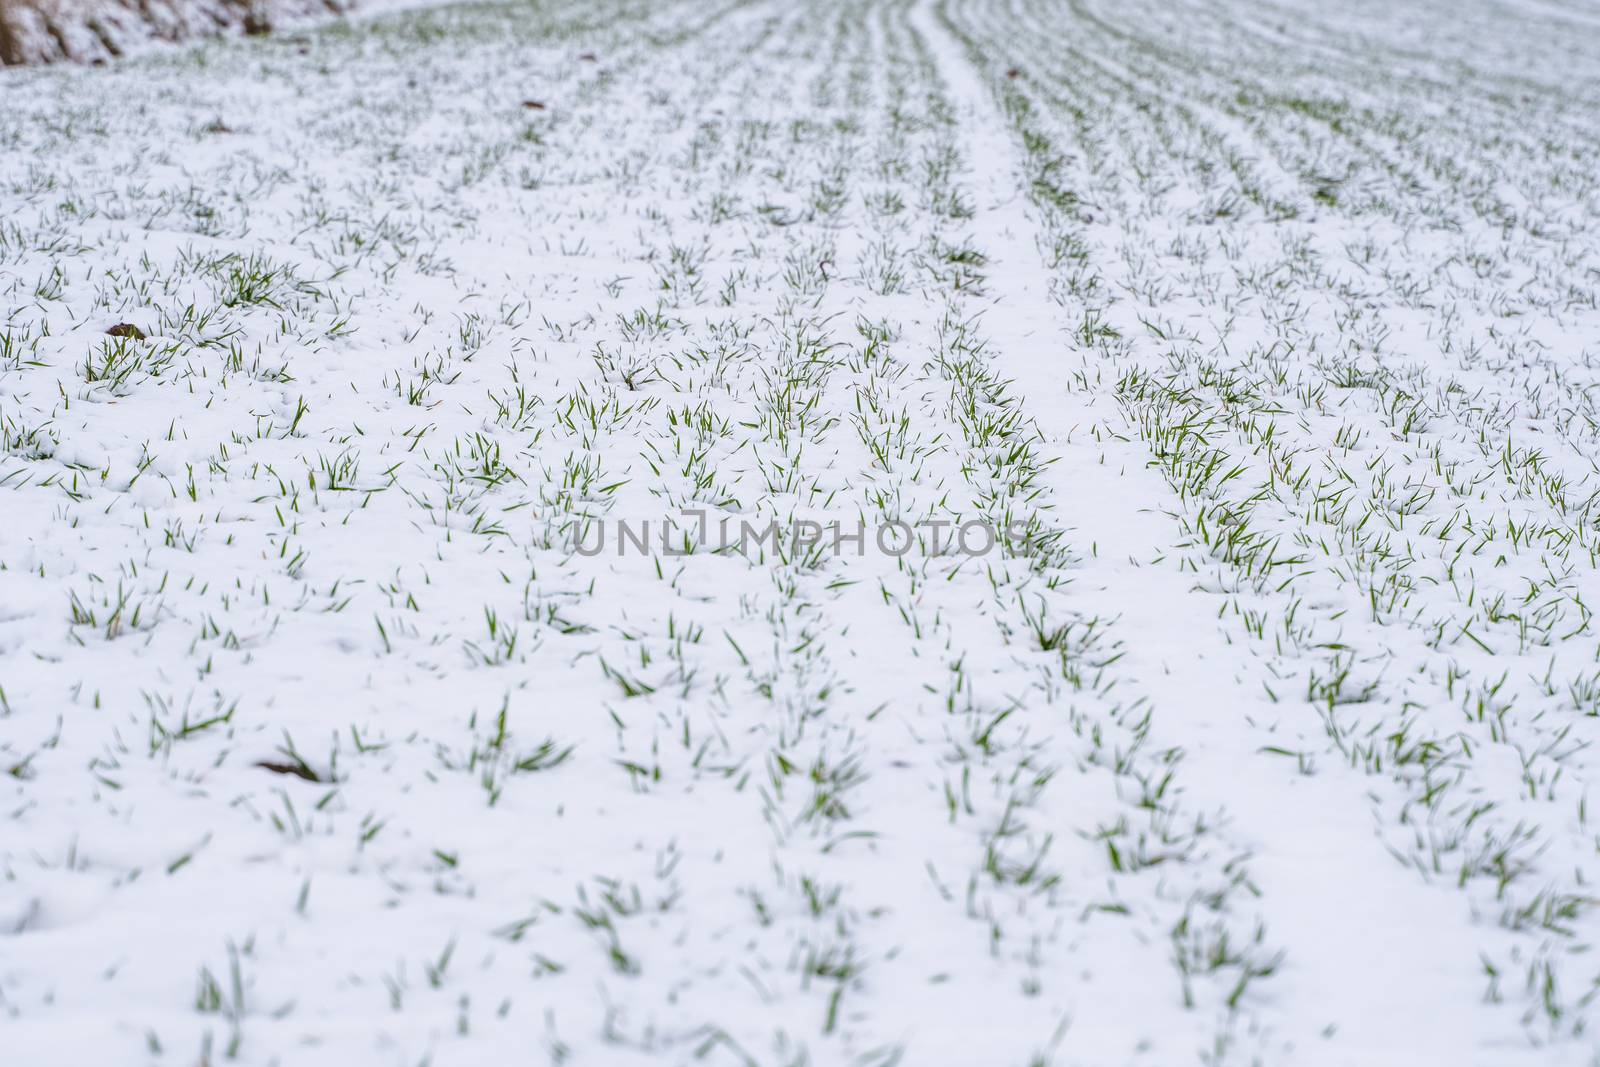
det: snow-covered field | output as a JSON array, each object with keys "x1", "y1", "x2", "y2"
[{"x1": 3, "y1": 0, "x2": 1600, "y2": 1063}]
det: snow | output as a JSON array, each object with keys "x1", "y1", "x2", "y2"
[
  {"x1": 3, "y1": 0, "x2": 1600, "y2": 1063},
  {"x1": 0, "y1": 0, "x2": 466, "y2": 66}
]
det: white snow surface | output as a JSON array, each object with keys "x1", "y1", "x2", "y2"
[
  {"x1": 0, "y1": 0, "x2": 458, "y2": 66},
  {"x1": 3, "y1": 0, "x2": 1600, "y2": 1064}
]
